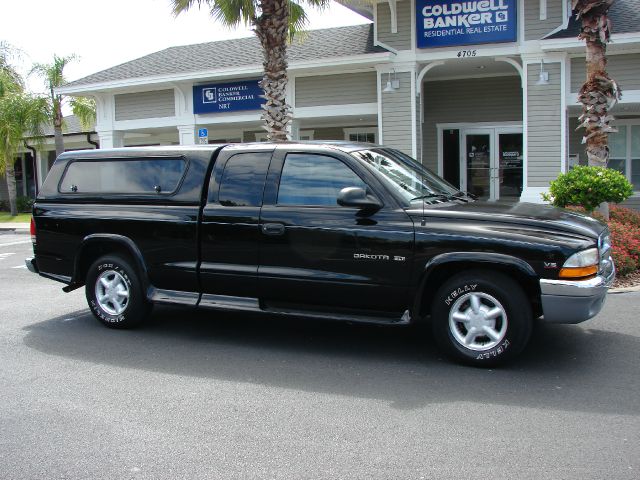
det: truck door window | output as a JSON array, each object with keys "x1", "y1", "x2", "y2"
[
  {"x1": 217, "y1": 152, "x2": 271, "y2": 206},
  {"x1": 277, "y1": 154, "x2": 366, "y2": 206}
]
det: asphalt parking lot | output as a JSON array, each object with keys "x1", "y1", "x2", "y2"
[{"x1": 0, "y1": 231, "x2": 638, "y2": 479}]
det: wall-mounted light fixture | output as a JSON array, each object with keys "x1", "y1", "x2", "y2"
[
  {"x1": 536, "y1": 59, "x2": 550, "y2": 85},
  {"x1": 383, "y1": 69, "x2": 400, "y2": 93}
]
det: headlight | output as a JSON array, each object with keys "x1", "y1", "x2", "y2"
[{"x1": 559, "y1": 248, "x2": 599, "y2": 279}]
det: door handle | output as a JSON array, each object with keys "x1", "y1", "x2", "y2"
[{"x1": 261, "y1": 223, "x2": 285, "y2": 236}]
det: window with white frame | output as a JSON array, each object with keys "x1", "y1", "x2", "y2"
[
  {"x1": 344, "y1": 128, "x2": 378, "y2": 144},
  {"x1": 608, "y1": 122, "x2": 640, "y2": 191}
]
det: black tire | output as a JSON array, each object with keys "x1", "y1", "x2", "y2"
[
  {"x1": 85, "y1": 254, "x2": 152, "y2": 329},
  {"x1": 431, "y1": 270, "x2": 532, "y2": 367}
]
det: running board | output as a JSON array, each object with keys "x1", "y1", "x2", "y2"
[
  {"x1": 150, "y1": 289, "x2": 411, "y2": 325},
  {"x1": 262, "y1": 306, "x2": 411, "y2": 325}
]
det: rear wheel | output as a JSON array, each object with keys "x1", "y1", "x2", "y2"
[
  {"x1": 431, "y1": 270, "x2": 532, "y2": 366},
  {"x1": 85, "y1": 255, "x2": 151, "y2": 329}
]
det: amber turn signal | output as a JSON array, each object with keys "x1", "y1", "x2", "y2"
[{"x1": 558, "y1": 265, "x2": 598, "y2": 279}]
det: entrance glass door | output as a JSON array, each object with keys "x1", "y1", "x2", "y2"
[
  {"x1": 465, "y1": 131, "x2": 493, "y2": 200},
  {"x1": 497, "y1": 132, "x2": 523, "y2": 200},
  {"x1": 460, "y1": 127, "x2": 522, "y2": 201}
]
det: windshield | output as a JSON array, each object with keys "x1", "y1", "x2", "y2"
[{"x1": 351, "y1": 148, "x2": 461, "y2": 205}]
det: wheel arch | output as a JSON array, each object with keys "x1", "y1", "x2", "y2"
[
  {"x1": 65, "y1": 234, "x2": 150, "y2": 293},
  {"x1": 413, "y1": 252, "x2": 542, "y2": 320}
]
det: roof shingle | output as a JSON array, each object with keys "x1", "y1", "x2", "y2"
[
  {"x1": 546, "y1": 0, "x2": 640, "y2": 40},
  {"x1": 64, "y1": 24, "x2": 384, "y2": 89}
]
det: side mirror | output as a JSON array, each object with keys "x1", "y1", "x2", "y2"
[{"x1": 337, "y1": 187, "x2": 382, "y2": 211}]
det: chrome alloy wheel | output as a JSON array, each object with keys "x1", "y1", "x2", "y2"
[
  {"x1": 448, "y1": 292, "x2": 508, "y2": 351},
  {"x1": 95, "y1": 270, "x2": 130, "y2": 316}
]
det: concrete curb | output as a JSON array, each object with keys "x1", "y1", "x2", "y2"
[{"x1": 609, "y1": 285, "x2": 640, "y2": 294}]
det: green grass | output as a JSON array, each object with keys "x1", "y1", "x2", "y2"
[{"x1": 0, "y1": 212, "x2": 32, "y2": 223}]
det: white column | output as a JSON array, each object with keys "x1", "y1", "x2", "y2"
[
  {"x1": 289, "y1": 119, "x2": 301, "y2": 141},
  {"x1": 177, "y1": 125, "x2": 196, "y2": 145},
  {"x1": 97, "y1": 130, "x2": 124, "y2": 149},
  {"x1": 35, "y1": 150, "x2": 46, "y2": 188}
]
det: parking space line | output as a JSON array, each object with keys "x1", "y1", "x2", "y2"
[{"x1": 0, "y1": 240, "x2": 31, "y2": 248}]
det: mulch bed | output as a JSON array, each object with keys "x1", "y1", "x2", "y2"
[{"x1": 613, "y1": 270, "x2": 640, "y2": 290}]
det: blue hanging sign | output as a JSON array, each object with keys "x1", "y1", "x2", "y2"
[
  {"x1": 416, "y1": 0, "x2": 517, "y2": 49},
  {"x1": 193, "y1": 79, "x2": 263, "y2": 114}
]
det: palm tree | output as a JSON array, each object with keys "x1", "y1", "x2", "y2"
[
  {"x1": 31, "y1": 54, "x2": 96, "y2": 157},
  {"x1": 0, "y1": 42, "x2": 24, "y2": 93},
  {"x1": 573, "y1": 0, "x2": 621, "y2": 167},
  {"x1": 0, "y1": 88, "x2": 50, "y2": 216},
  {"x1": 171, "y1": 0, "x2": 329, "y2": 141}
]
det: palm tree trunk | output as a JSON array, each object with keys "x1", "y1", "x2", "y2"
[
  {"x1": 53, "y1": 95, "x2": 65, "y2": 157},
  {"x1": 579, "y1": 37, "x2": 618, "y2": 167},
  {"x1": 574, "y1": 0, "x2": 620, "y2": 167},
  {"x1": 255, "y1": 0, "x2": 291, "y2": 141},
  {"x1": 573, "y1": 0, "x2": 620, "y2": 220},
  {"x1": 5, "y1": 159, "x2": 18, "y2": 216}
]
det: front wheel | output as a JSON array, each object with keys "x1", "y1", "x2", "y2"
[
  {"x1": 431, "y1": 270, "x2": 532, "y2": 366},
  {"x1": 85, "y1": 255, "x2": 151, "y2": 329}
]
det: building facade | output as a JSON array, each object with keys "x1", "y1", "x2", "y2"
[{"x1": 32, "y1": 0, "x2": 640, "y2": 207}]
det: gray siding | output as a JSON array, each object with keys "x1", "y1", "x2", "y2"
[
  {"x1": 527, "y1": 62, "x2": 563, "y2": 187},
  {"x1": 114, "y1": 89, "x2": 176, "y2": 121},
  {"x1": 422, "y1": 76, "x2": 523, "y2": 171},
  {"x1": 381, "y1": 71, "x2": 413, "y2": 155},
  {"x1": 377, "y1": 0, "x2": 412, "y2": 51},
  {"x1": 571, "y1": 54, "x2": 640, "y2": 92},
  {"x1": 295, "y1": 72, "x2": 377, "y2": 107},
  {"x1": 524, "y1": 0, "x2": 564, "y2": 40},
  {"x1": 622, "y1": 196, "x2": 640, "y2": 211}
]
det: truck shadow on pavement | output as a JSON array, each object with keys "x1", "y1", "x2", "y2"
[{"x1": 23, "y1": 305, "x2": 640, "y2": 415}]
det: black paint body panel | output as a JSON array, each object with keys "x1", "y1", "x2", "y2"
[{"x1": 32, "y1": 143, "x2": 606, "y2": 323}]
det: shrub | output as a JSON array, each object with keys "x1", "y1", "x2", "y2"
[
  {"x1": 569, "y1": 205, "x2": 640, "y2": 277},
  {"x1": 15, "y1": 196, "x2": 34, "y2": 213},
  {"x1": 608, "y1": 218, "x2": 640, "y2": 276},
  {"x1": 610, "y1": 204, "x2": 640, "y2": 228},
  {"x1": 542, "y1": 166, "x2": 633, "y2": 212}
]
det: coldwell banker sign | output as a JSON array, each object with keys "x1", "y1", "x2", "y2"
[
  {"x1": 416, "y1": 0, "x2": 517, "y2": 48},
  {"x1": 193, "y1": 79, "x2": 263, "y2": 114}
]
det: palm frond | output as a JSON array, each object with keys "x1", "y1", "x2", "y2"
[
  {"x1": 30, "y1": 53, "x2": 78, "y2": 90},
  {"x1": 289, "y1": 2, "x2": 310, "y2": 41},
  {"x1": 69, "y1": 96, "x2": 97, "y2": 131},
  {"x1": 0, "y1": 93, "x2": 50, "y2": 174},
  {"x1": 172, "y1": 0, "x2": 256, "y2": 26},
  {"x1": 171, "y1": 0, "x2": 208, "y2": 16},
  {"x1": 0, "y1": 42, "x2": 25, "y2": 93},
  {"x1": 210, "y1": 0, "x2": 257, "y2": 28}
]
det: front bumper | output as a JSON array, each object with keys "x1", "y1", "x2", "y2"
[
  {"x1": 25, "y1": 257, "x2": 39, "y2": 274},
  {"x1": 539, "y1": 265, "x2": 615, "y2": 324}
]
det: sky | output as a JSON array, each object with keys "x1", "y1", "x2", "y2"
[{"x1": 1, "y1": 0, "x2": 369, "y2": 96}]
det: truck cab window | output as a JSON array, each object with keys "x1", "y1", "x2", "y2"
[
  {"x1": 217, "y1": 152, "x2": 271, "y2": 207},
  {"x1": 277, "y1": 153, "x2": 366, "y2": 206}
]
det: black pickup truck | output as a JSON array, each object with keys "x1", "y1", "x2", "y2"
[{"x1": 27, "y1": 142, "x2": 615, "y2": 366}]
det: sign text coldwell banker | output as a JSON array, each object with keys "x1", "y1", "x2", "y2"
[
  {"x1": 193, "y1": 79, "x2": 263, "y2": 114},
  {"x1": 416, "y1": 0, "x2": 517, "y2": 49}
]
